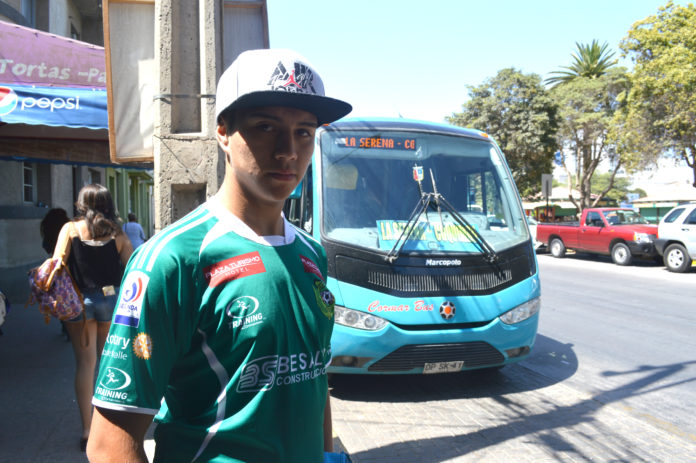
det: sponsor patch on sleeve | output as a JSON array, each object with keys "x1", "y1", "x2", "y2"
[
  {"x1": 204, "y1": 251, "x2": 266, "y2": 287},
  {"x1": 114, "y1": 271, "x2": 149, "y2": 328},
  {"x1": 300, "y1": 255, "x2": 323, "y2": 281}
]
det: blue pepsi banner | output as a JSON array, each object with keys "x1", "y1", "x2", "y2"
[{"x1": 0, "y1": 84, "x2": 107, "y2": 130}]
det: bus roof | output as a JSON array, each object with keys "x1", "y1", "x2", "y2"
[{"x1": 322, "y1": 117, "x2": 492, "y2": 142}]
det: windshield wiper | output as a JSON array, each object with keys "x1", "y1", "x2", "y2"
[{"x1": 385, "y1": 168, "x2": 499, "y2": 264}]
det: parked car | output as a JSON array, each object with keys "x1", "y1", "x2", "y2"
[
  {"x1": 526, "y1": 215, "x2": 542, "y2": 250},
  {"x1": 655, "y1": 203, "x2": 696, "y2": 273},
  {"x1": 536, "y1": 207, "x2": 658, "y2": 266}
]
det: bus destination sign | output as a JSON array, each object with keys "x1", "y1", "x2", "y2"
[{"x1": 336, "y1": 136, "x2": 417, "y2": 150}]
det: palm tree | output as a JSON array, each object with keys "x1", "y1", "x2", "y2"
[{"x1": 546, "y1": 40, "x2": 616, "y2": 86}]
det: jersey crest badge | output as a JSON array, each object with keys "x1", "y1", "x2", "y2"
[{"x1": 313, "y1": 280, "x2": 335, "y2": 320}]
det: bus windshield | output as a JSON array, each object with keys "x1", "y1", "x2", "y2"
[{"x1": 319, "y1": 129, "x2": 530, "y2": 254}]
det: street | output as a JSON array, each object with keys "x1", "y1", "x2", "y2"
[{"x1": 1, "y1": 253, "x2": 695, "y2": 462}]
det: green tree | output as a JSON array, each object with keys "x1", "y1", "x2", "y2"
[
  {"x1": 446, "y1": 68, "x2": 558, "y2": 197},
  {"x1": 551, "y1": 67, "x2": 630, "y2": 211},
  {"x1": 618, "y1": 2, "x2": 696, "y2": 187},
  {"x1": 546, "y1": 40, "x2": 617, "y2": 86},
  {"x1": 590, "y1": 172, "x2": 633, "y2": 203}
]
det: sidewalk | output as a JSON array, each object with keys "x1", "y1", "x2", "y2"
[{"x1": 0, "y1": 290, "x2": 345, "y2": 463}]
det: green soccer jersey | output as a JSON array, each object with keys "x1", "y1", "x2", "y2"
[{"x1": 93, "y1": 196, "x2": 335, "y2": 463}]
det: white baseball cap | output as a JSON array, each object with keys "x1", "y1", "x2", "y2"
[{"x1": 215, "y1": 49, "x2": 352, "y2": 126}]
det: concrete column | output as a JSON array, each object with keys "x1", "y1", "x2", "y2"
[{"x1": 153, "y1": 0, "x2": 223, "y2": 232}]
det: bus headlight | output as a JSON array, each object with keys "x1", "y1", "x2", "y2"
[
  {"x1": 334, "y1": 306, "x2": 388, "y2": 331},
  {"x1": 499, "y1": 297, "x2": 540, "y2": 325}
]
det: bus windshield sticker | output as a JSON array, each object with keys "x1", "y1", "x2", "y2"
[{"x1": 376, "y1": 219, "x2": 480, "y2": 252}]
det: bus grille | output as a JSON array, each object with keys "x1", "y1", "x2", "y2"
[
  {"x1": 367, "y1": 266, "x2": 512, "y2": 292},
  {"x1": 368, "y1": 342, "x2": 504, "y2": 372}
]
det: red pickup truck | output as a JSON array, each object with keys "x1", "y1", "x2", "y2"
[{"x1": 536, "y1": 207, "x2": 659, "y2": 265}]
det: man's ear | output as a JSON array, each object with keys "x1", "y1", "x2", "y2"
[{"x1": 216, "y1": 123, "x2": 230, "y2": 148}]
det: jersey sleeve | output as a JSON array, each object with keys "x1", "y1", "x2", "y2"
[{"x1": 93, "y1": 246, "x2": 198, "y2": 414}]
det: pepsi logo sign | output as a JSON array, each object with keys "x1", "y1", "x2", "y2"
[{"x1": 0, "y1": 86, "x2": 18, "y2": 116}]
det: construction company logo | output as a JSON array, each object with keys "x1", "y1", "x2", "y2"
[
  {"x1": 225, "y1": 296, "x2": 262, "y2": 330},
  {"x1": 236, "y1": 346, "x2": 332, "y2": 393},
  {"x1": 300, "y1": 255, "x2": 323, "y2": 281},
  {"x1": 313, "y1": 280, "x2": 335, "y2": 320},
  {"x1": 96, "y1": 367, "x2": 131, "y2": 401},
  {"x1": 133, "y1": 333, "x2": 153, "y2": 360},
  {"x1": 204, "y1": 252, "x2": 266, "y2": 288},
  {"x1": 114, "y1": 271, "x2": 149, "y2": 328},
  {"x1": 102, "y1": 334, "x2": 131, "y2": 361},
  {"x1": 0, "y1": 86, "x2": 18, "y2": 116},
  {"x1": 267, "y1": 61, "x2": 317, "y2": 94}
]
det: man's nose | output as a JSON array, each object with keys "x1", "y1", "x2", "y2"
[{"x1": 274, "y1": 130, "x2": 299, "y2": 160}]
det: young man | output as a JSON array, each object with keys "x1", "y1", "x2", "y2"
[{"x1": 87, "y1": 49, "x2": 351, "y2": 462}]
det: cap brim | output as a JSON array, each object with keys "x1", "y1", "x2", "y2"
[{"x1": 222, "y1": 91, "x2": 352, "y2": 126}]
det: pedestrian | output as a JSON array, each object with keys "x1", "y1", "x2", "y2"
[
  {"x1": 52, "y1": 184, "x2": 133, "y2": 451},
  {"x1": 87, "y1": 48, "x2": 351, "y2": 462},
  {"x1": 122, "y1": 212, "x2": 147, "y2": 249}
]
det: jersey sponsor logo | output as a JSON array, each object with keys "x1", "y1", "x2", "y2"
[
  {"x1": 204, "y1": 252, "x2": 266, "y2": 287},
  {"x1": 102, "y1": 349, "x2": 128, "y2": 361},
  {"x1": 226, "y1": 296, "x2": 263, "y2": 329},
  {"x1": 237, "y1": 347, "x2": 331, "y2": 393},
  {"x1": 133, "y1": 333, "x2": 153, "y2": 359},
  {"x1": 96, "y1": 367, "x2": 131, "y2": 401},
  {"x1": 114, "y1": 271, "x2": 149, "y2": 328},
  {"x1": 300, "y1": 255, "x2": 323, "y2": 280},
  {"x1": 106, "y1": 334, "x2": 131, "y2": 350},
  {"x1": 313, "y1": 280, "x2": 335, "y2": 320}
]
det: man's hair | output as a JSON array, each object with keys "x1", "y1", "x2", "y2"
[{"x1": 217, "y1": 107, "x2": 235, "y2": 131}]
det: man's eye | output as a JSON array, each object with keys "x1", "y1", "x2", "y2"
[{"x1": 257, "y1": 123, "x2": 274, "y2": 132}]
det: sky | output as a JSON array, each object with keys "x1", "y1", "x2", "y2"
[
  {"x1": 267, "y1": 0, "x2": 680, "y2": 124},
  {"x1": 267, "y1": 0, "x2": 692, "y2": 189}
]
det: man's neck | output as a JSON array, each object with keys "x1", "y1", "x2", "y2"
[{"x1": 215, "y1": 189, "x2": 284, "y2": 237}]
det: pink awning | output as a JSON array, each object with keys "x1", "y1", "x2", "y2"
[{"x1": 0, "y1": 20, "x2": 105, "y2": 89}]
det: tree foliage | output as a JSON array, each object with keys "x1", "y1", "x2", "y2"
[
  {"x1": 618, "y1": 1, "x2": 696, "y2": 187},
  {"x1": 446, "y1": 68, "x2": 558, "y2": 197},
  {"x1": 590, "y1": 172, "x2": 645, "y2": 203},
  {"x1": 546, "y1": 40, "x2": 617, "y2": 86},
  {"x1": 551, "y1": 67, "x2": 630, "y2": 211}
]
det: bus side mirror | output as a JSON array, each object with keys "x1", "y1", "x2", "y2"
[{"x1": 289, "y1": 181, "x2": 302, "y2": 199}]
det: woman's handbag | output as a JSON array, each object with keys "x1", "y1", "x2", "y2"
[{"x1": 27, "y1": 257, "x2": 84, "y2": 324}]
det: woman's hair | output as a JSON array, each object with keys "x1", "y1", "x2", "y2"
[{"x1": 75, "y1": 184, "x2": 121, "y2": 238}]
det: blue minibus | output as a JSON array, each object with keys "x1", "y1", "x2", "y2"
[{"x1": 284, "y1": 118, "x2": 540, "y2": 374}]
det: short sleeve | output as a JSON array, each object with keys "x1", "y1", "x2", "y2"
[{"x1": 93, "y1": 249, "x2": 197, "y2": 414}]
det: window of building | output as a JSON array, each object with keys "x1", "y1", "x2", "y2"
[{"x1": 23, "y1": 162, "x2": 35, "y2": 204}]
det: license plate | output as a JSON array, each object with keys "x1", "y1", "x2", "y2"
[{"x1": 423, "y1": 361, "x2": 464, "y2": 374}]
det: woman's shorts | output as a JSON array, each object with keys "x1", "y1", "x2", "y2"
[{"x1": 67, "y1": 288, "x2": 119, "y2": 323}]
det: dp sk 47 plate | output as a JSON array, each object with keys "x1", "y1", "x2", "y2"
[{"x1": 423, "y1": 361, "x2": 464, "y2": 374}]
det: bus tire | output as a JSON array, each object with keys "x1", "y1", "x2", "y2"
[
  {"x1": 664, "y1": 243, "x2": 691, "y2": 273},
  {"x1": 611, "y1": 242, "x2": 632, "y2": 266},
  {"x1": 550, "y1": 238, "x2": 566, "y2": 258}
]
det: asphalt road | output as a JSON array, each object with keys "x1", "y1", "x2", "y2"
[{"x1": 529, "y1": 252, "x2": 696, "y2": 438}]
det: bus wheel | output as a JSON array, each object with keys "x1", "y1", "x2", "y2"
[
  {"x1": 664, "y1": 243, "x2": 691, "y2": 273},
  {"x1": 611, "y1": 242, "x2": 632, "y2": 266},
  {"x1": 550, "y1": 238, "x2": 566, "y2": 258}
]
